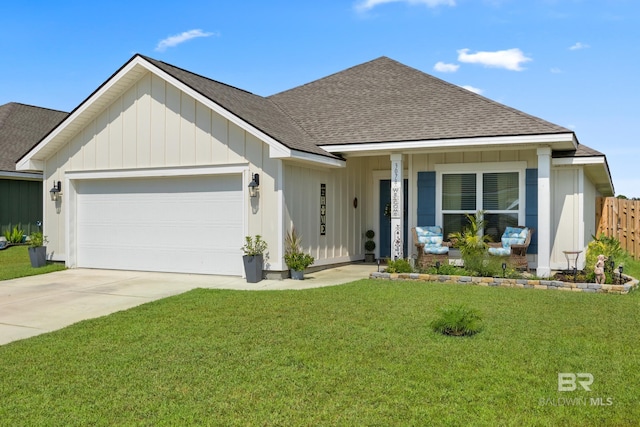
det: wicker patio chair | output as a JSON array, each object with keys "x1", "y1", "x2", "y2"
[{"x1": 487, "y1": 226, "x2": 534, "y2": 269}]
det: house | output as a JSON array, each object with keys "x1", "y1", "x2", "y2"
[
  {"x1": 16, "y1": 55, "x2": 613, "y2": 277},
  {"x1": 0, "y1": 102, "x2": 68, "y2": 235}
]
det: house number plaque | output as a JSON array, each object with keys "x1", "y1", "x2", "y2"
[{"x1": 320, "y1": 184, "x2": 326, "y2": 236}]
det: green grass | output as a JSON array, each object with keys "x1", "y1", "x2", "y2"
[
  {"x1": 0, "y1": 245, "x2": 66, "y2": 280},
  {"x1": 1, "y1": 281, "x2": 638, "y2": 426}
]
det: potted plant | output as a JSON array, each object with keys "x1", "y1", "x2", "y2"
[
  {"x1": 241, "y1": 235, "x2": 267, "y2": 283},
  {"x1": 28, "y1": 231, "x2": 48, "y2": 268},
  {"x1": 364, "y1": 229, "x2": 376, "y2": 263},
  {"x1": 284, "y1": 228, "x2": 315, "y2": 280}
]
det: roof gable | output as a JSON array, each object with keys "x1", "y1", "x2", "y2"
[
  {"x1": 269, "y1": 56, "x2": 572, "y2": 146},
  {"x1": 0, "y1": 103, "x2": 67, "y2": 172},
  {"x1": 139, "y1": 56, "x2": 335, "y2": 159}
]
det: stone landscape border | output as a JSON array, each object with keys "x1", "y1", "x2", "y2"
[{"x1": 369, "y1": 272, "x2": 638, "y2": 294}]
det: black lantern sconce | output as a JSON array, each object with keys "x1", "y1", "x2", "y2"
[
  {"x1": 502, "y1": 262, "x2": 507, "y2": 278},
  {"x1": 50, "y1": 181, "x2": 61, "y2": 201},
  {"x1": 248, "y1": 173, "x2": 260, "y2": 198}
]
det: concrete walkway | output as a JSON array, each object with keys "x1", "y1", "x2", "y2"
[{"x1": 0, "y1": 264, "x2": 377, "y2": 346}]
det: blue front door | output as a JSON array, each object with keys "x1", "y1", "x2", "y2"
[{"x1": 379, "y1": 179, "x2": 408, "y2": 259}]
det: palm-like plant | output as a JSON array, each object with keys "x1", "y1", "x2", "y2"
[
  {"x1": 284, "y1": 227, "x2": 314, "y2": 271},
  {"x1": 448, "y1": 211, "x2": 492, "y2": 258}
]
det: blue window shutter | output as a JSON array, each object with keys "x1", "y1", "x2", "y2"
[
  {"x1": 417, "y1": 171, "x2": 436, "y2": 226},
  {"x1": 526, "y1": 169, "x2": 538, "y2": 254}
]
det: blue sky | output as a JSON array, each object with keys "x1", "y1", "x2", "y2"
[{"x1": 2, "y1": 0, "x2": 637, "y2": 195}]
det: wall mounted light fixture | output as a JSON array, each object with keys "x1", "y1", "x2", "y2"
[
  {"x1": 248, "y1": 173, "x2": 260, "y2": 198},
  {"x1": 50, "y1": 181, "x2": 61, "y2": 201}
]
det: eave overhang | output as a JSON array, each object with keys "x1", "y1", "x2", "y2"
[
  {"x1": 321, "y1": 133, "x2": 577, "y2": 157},
  {"x1": 553, "y1": 155, "x2": 615, "y2": 196}
]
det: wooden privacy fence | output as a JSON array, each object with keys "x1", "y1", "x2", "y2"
[{"x1": 596, "y1": 197, "x2": 640, "y2": 260}]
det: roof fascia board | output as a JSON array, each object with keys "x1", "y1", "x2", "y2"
[
  {"x1": 282, "y1": 149, "x2": 346, "y2": 168},
  {"x1": 552, "y1": 156, "x2": 605, "y2": 166},
  {"x1": 322, "y1": 133, "x2": 577, "y2": 154},
  {"x1": 16, "y1": 159, "x2": 44, "y2": 172},
  {"x1": 0, "y1": 170, "x2": 43, "y2": 180}
]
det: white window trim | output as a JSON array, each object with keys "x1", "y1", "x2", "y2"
[{"x1": 435, "y1": 162, "x2": 527, "y2": 230}]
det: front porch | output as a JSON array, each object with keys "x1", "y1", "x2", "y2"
[{"x1": 356, "y1": 148, "x2": 552, "y2": 276}]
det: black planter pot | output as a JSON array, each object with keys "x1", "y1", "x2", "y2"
[
  {"x1": 290, "y1": 269, "x2": 304, "y2": 280},
  {"x1": 242, "y1": 254, "x2": 264, "y2": 283},
  {"x1": 28, "y1": 246, "x2": 47, "y2": 268}
]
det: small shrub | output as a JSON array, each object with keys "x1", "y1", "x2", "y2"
[
  {"x1": 241, "y1": 235, "x2": 268, "y2": 256},
  {"x1": 284, "y1": 228, "x2": 314, "y2": 271},
  {"x1": 463, "y1": 254, "x2": 505, "y2": 278},
  {"x1": 364, "y1": 240, "x2": 376, "y2": 252},
  {"x1": 431, "y1": 304, "x2": 483, "y2": 337},
  {"x1": 385, "y1": 258, "x2": 413, "y2": 273},
  {"x1": 28, "y1": 232, "x2": 48, "y2": 248},
  {"x1": 284, "y1": 252, "x2": 315, "y2": 271},
  {"x1": 448, "y1": 211, "x2": 492, "y2": 259},
  {"x1": 584, "y1": 234, "x2": 627, "y2": 283},
  {"x1": 3, "y1": 225, "x2": 25, "y2": 244},
  {"x1": 421, "y1": 263, "x2": 466, "y2": 276}
]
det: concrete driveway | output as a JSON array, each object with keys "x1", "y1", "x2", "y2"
[{"x1": 0, "y1": 264, "x2": 376, "y2": 346}]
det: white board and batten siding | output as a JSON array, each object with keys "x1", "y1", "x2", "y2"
[
  {"x1": 283, "y1": 159, "x2": 366, "y2": 266},
  {"x1": 45, "y1": 71, "x2": 276, "y2": 275}
]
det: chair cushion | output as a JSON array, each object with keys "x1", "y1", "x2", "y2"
[
  {"x1": 502, "y1": 236, "x2": 525, "y2": 248},
  {"x1": 488, "y1": 247, "x2": 511, "y2": 256},
  {"x1": 415, "y1": 226, "x2": 444, "y2": 245},
  {"x1": 501, "y1": 227, "x2": 528, "y2": 248},
  {"x1": 424, "y1": 246, "x2": 449, "y2": 255},
  {"x1": 415, "y1": 226, "x2": 448, "y2": 255},
  {"x1": 415, "y1": 226, "x2": 442, "y2": 236},
  {"x1": 419, "y1": 235, "x2": 443, "y2": 245}
]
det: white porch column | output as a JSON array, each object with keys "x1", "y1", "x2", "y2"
[
  {"x1": 390, "y1": 154, "x2": 404, "y2": 259},
  {"x1": 537, "y1": 147, "x2": 552, "y2": 277}
]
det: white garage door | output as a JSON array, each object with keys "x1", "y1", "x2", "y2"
[{"x1": 76, "y1": 175, "x2": 243, "y2": 275}]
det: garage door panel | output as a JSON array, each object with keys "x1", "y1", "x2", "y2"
[{"x1": 76, "y1": 175, "x2": 243, "y2": 275}]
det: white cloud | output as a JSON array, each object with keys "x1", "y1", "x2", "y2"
[
  {"x1": 569, "y1": 42, "x2": 590, "y2": 50},
  {"x1": 457, "y1": 48, "x2": 532, "y2": 71},
  {"x1": 155, "y1": 29, "x2": 217, "y2": 52},
  {"x1": 461, "y1": 85, "x2": 483, "y2": 95},
  {"x1": 356, "y1": 0, "x2": 455, "y2": 12},
  {"x1": 550, "y1": 67, "x2": 562, "y2": 74},
  {"x1": 434, "y1": 61, "x2": 459, "y2": 73}
]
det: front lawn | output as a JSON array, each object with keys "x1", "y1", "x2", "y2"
[
  {"x1": 0, "y1": 281, "x2": 638, "y2": 425},
  {"x1": 0, "y1": 245, "x2": 65, "y2": 280}
]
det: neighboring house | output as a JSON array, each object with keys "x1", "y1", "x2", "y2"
[
  {"x1": 17, "y1": 55, "x2": 613, "y2": 277},
  {"x1": 0, "y1": 102, "x2": 68, "y2": 235}
]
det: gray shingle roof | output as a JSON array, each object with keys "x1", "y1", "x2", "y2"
[
  {"x1": 0, "y1": 103, "x2": 68, "y2": 172},
  {"x1": 141, "y1": 56, "x2": 335, "y2": 159},
  {"x1": 142, "y1": 55, "x2": 575, "y2": 157},
  {"x1": 268, "y1": 56, "x2": 572, "y2": 145},
  {"x1": 552, "y1": 144, "x2": 605, "y2": 158}
]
